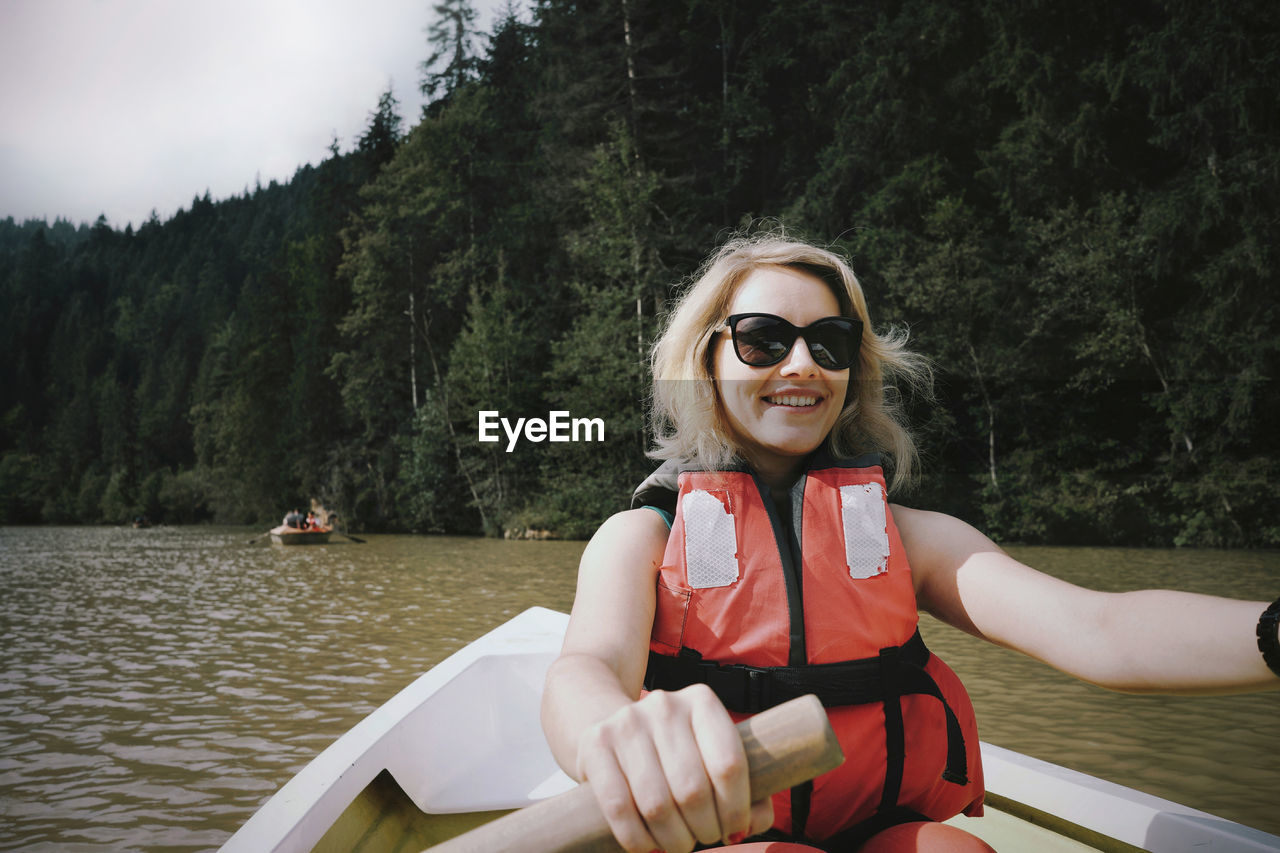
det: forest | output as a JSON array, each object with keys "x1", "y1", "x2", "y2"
[{"x1": 1, "y1": 0, "x2": 1277, "y2": 547}]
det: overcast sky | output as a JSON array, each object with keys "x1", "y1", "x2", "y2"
[{"x1": 0, "y1": 0, "x2": 507, "y2": 229}]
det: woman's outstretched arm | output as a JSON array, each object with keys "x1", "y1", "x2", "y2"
[{"x1": 895, "y1": 505, "x2": 1278, "y2": 694}]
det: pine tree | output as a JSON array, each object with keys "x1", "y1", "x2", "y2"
[{"x1": 420, "y1": 0, "x2": 479, "y2": 102}]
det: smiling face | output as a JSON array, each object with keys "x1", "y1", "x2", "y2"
[{"x1": 713, "y1": 265, "x2": 850, "y2": 486}]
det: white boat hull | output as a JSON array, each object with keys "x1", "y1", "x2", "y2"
[{"x1": 221, "y1": 608, "x2": 1280, "y2": 852}]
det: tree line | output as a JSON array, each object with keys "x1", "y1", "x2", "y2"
[{"x1": 2, "y1": 0, "x2": 1277, "y2": 547}]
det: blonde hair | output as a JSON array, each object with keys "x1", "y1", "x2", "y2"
[{"x1": 649, "y1": 232, "x2": 931, "y2": 493}]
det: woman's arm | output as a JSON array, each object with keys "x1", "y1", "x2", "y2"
[
  {"x1": 894, "y1": 505, "x2": 1278, "y2": 694},
  {"x1": 541, "y1": 509, "x2": 769, "y2": 853},
  {"x1": 543, "y1": 509, "x2": 667, "y2": 770}
]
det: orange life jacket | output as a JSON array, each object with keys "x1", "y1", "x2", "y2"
[{"x1": 633, "y1": 452, "x2": 984, "y2": 844}]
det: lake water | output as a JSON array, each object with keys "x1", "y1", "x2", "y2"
[{"x1": 0, "y1": 526, "x2": 1276, "y2": 851}]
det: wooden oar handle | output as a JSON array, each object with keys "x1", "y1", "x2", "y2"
[{"x1": 428, "y1": 694, "x2": 843, "y2": 853}]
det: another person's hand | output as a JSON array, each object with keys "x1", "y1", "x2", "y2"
[{"x1": 574, "y1": 683, "x2": 774, "y2": 853}]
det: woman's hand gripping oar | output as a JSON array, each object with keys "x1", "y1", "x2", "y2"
[{"x1": 427, "y1": 694, "x2": 843, "y2": 853}]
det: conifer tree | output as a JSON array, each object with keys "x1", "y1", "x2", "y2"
[{"x1": 420, "y1": 0, "x2": 479, "y2": 102}]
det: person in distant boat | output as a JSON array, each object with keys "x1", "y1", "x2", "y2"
[
  {"x1": 305, "y1": 511, "x2": 317, "y2": 530},
  {"x1": 284, "y1": 509, "x2": 305, "y2": 530},
  {"x1": 540, "y1": 233, "x2": 1280, "y2": 853}
]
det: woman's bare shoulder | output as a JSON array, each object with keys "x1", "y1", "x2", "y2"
[
  {"x1": 578, "y1": 508, "x2": 671, "y2": 578},
  {"x1": 593, "y1": 507, "x2": 670, "y2": 544},
  {"x1": 890, "y1": 504, "x2": 1004, "y2": 567}
]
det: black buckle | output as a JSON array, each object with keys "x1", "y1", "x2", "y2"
[{"x1": 695, "y1": 660, "x2": 773, "y2": 713}]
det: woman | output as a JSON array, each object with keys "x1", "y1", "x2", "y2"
[{"x1": 540, "y1": 234, "x2": 1278, "y2": 853}]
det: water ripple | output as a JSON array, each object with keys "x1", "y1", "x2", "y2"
[
  {"x1": 2, "y1": 529, "x2": 1277, "y2": 849},
  {"x1": 0, "y1": 526, "x2": 581, "y2": 851}
]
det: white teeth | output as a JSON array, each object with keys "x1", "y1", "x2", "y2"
[{"x1": 768, "y1": 395, "x2": 818, "y2": 407}]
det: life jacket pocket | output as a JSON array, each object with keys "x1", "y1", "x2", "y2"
[{"x1": 651, "y1": 577, "x2": 691, "y2": 655}]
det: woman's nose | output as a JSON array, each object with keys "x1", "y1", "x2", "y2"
[{"x1": 779, "y1": 335, "x2": 820, "y2": 376}]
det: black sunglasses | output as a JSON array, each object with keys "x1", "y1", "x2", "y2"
[{"x1": 720, "y1": 313, "x2": 863, "y2": 371}]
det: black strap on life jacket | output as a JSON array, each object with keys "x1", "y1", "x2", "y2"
[{"x1": 643, "y1": 630, "x2": 969, "y2": 798}]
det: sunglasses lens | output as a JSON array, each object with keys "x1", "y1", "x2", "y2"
[
  {"x1": 733, "y1": 316, "x2": 795, "y2": 365},
  {"x1": 807, "y1": 319, "x2": 859, "y2": 370}
]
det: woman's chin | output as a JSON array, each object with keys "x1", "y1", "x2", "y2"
[{"x1": 746, "y1": 431, "x2": 827, "y2": 462}]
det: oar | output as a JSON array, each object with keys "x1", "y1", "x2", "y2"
[
  {"x1": 336, "y1": 531, "x2": 366, "y2": 544},
  {"x1": 246, "y1": 530, "x2": 274, "y2": 545},
  {"x1": 427, "y1": 694, "x2": 843, "y2": 853}
]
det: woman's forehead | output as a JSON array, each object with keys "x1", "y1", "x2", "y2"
[{"x1": 726, "y1": 265, "x2": 842, "y2": 319}]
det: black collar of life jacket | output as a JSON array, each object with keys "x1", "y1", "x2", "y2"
[{"x1": 630, "y1": 445, "x2": 886, "y2": 515}]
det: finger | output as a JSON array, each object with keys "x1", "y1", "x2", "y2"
[
  {"x1": 579, "y1": 738, "x2": 662, "y2": 853},
  {"x1": 650, "y1": 707, "x2": 724, "y2": 845},
  {"x1": 614, "y1": 718, "x2": 697, "y2": 853},
  {"x1": 687, "y1": 687, "x2": 752, "y2": 843},
  {"x1": 748, "y1": 797, "x2": 775, "y2": 838}
]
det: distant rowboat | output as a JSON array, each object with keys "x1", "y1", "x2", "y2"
[{"x1": 269, "y1": 525, "x2": 332, "y2": 545}]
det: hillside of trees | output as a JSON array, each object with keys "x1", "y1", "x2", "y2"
[{"x1": 2, "y1": 0, "x2": 1277, "y2": 547}]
